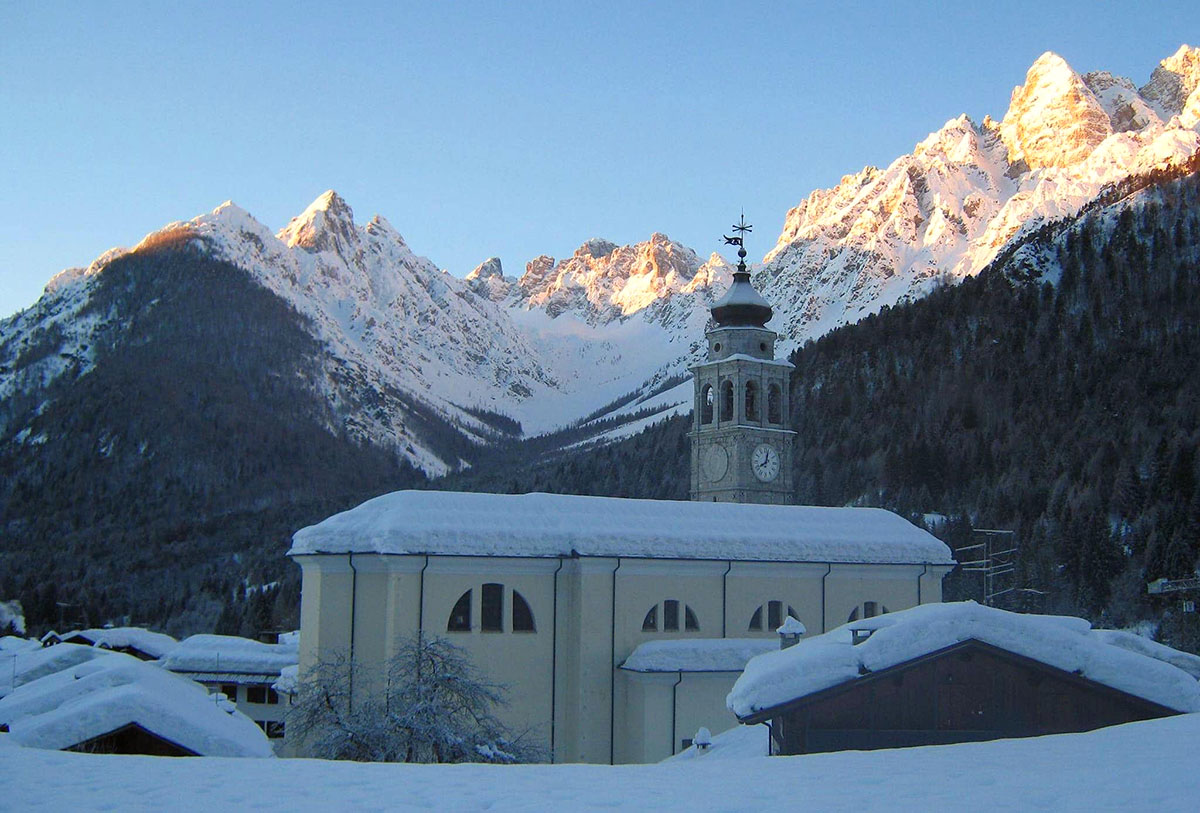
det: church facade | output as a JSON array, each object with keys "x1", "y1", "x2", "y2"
[
  {"x1": 288, "y1": 236, "x2": 957, "y2": 763},
  {"x1": 289, "y1": 492, "x2": 954, "y2": 763}
]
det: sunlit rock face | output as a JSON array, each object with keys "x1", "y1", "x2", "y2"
[
  {"x1": 511, "y1": 233, "x2": 706, "y2": 323},
  {"x1": 1000, "y1": 52, "x2": 1113, "y2": 169}
]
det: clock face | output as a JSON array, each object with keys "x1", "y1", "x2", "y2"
[
  {"x1": 751, "y1": 443, "x2": 780, "y2": 482},
  {"x1": 704, "y1": 444, "x2": 729, "y2": 481}
]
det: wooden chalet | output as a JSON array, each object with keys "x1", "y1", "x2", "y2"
[{"x1": 728, "y1": 602, "x2": 1200, "y2": 756}]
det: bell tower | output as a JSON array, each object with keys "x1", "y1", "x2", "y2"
[{"x1": 690, "y1": 215, "x2": 795, "y2": 504}]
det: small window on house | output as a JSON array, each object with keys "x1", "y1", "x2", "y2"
[
  {"x1": 482, "y1": 583, "x2": 503, "y2": 632},
  {"x1": 768, "y1": 384, "x2": 782, "y2": 424},
  {"x1": 266, "y1": 688, "x2": 279, "y2": 705},
  {"x1": 642, "y1": 605, "x2": 658, "y2": 631},
  {"x1": 264, "y1": 721, "x2": 285, "y2": 739},
  {"x1": 664, "y1": 599, "x2": 680, "y2": 631},
  {"x1": 701, "y1": 384, "x2": 714, "y2": 424},
  {"x1": 448, "y1": 590, "x2": 472, "y2": 631},
  {"x1": 512, "y1": 590, "x2": 535, "y2": 632},
  {"x1": 720, "y1": 380, "x2": 734, "y2": 421},
  {"x1": 247, "y1": 686, "x2": 267, "y2": 704},
  {"x1": 745, "y1": 380, "x2": 759, "y2": 421},
  {"x1": 221, "y1": 683, "x2": 238, "y2": 702}
]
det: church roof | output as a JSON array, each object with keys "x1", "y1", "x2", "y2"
[{"x1": 288, "y1": 491, "x2": 955, "y2": 565}]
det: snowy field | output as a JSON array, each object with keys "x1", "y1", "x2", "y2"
[{"x1": 4, "y1": 714, "x2": 1199, "y2": 811}]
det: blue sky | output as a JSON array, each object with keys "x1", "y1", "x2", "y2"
[{"x1": 1, "y1": 1, "x2": 1195, "y2": 318}]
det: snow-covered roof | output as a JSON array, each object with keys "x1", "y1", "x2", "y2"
[
  {"x1": 1, "y1": 643, "x2": 112, "y2": 698},
  {"x1": 728, "y1": 602, "x2": 1200, "y2": 720},
  {"x1": 60, "y1": 627, "x2": 179, "y2": 660},
  {"x1": 622, "y1": 639, "x2": 779, "y2": 673},
  {"x1": 664, "y1": 722, "x2": 770, "y2": 762},
  {"x1": 290, "y1": 491, "x2": 955, "y2": 565},
  {"x1": 162, "y1": 634, "x2": 298, "y2": 679},
  {"x1": 0, "y1": 636, "x2": 40, "y2": 655},
  {"x1": 0, "y1": 650, "x2": 273, "y2": 758},
  {"x1": 273, "y1": 664, "x2": 299, "y2": 695}
]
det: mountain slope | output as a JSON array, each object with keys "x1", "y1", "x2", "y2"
[{"x1": 0, "y1": 244, "x2": 422, "y2": 635}]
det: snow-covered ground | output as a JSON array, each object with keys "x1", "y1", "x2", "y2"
[{"x1": 3, "y1": 714, "x2": 1199, "y2": 810}]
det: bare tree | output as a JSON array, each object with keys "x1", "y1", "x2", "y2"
[{"x1": 288, "y1": 633, "x2": 542, "y2": 763}]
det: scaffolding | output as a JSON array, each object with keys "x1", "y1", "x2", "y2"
[
  {"x1": 956, "y1": 529, "x2": 1017, "y2": 607},
  {"x1": 1147, "y1": 576, "x2": 1200, "y2": 613}
]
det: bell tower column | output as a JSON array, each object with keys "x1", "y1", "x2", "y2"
[{"x1": 690, "y1": 214, "x2": 795, "y2": 504}]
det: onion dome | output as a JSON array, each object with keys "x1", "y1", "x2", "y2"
[{"x1": 710, "y1": 268, "x2": 773, "y2": 327}]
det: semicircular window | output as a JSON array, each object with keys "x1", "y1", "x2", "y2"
[{"x1": 641, "y1": 599, "x2": 700, "y2": 632}]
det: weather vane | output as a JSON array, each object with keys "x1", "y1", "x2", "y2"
[{"x1": 723, "y1": 211, "x2": 752, "y2": 273}]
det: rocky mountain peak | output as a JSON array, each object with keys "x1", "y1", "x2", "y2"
[
  {"x1": 1082, "y1": 71, "x2": 1160, "y2": 133},
  {"x1": 465, "y1": 257, "x2": 511, "y2": 301},
  {"x1": 467, "y1": 257, "x2": 504, "y2": 280},
  {"x1": 278, "y1": 190, "x2": 360, "y2": 254},
  {"x1": 1140, "y1": 44, "x2": 1200, "y2": 120},
  {"x1": 999, "y1": 51, "x2": 1112, "y2": 169},
  {"x1": 576, "y1": 238, "x2": 618, "y2": 259}
]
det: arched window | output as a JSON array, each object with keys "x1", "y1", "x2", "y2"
[
  {"x1": 720, "y1": 380, "x2": 734, "y2": 422},
  {"x1": 700, "y1": 384, "x2": 714, "y2": 424},
  {"x1": 748, "y1": 601, "x2": 800, "y2": 631},
  {"x1": 847, "y1": 602, "x2": 889, "y2": 623},
  {"x1": 641, "y1": 599, "x2": 700, "y2": 632},
  {"x1": 447, "y1": 584, "x2": 536, "y2": 633},
  {"x1": 745, "y1": 380, "x2": 759, "y2": 421},
  {"x1": 512, "y1": 590, "x2": 535, "y2": 632},
  {"x1": 767, "y1": 383, "x2": 782, "y2": 424},
  {"x1": 448, "y1": 590, "x2": 471, "y2": 631}
]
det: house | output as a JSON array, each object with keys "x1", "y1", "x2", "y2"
[
  {"x1": 41, "y1": 627, "x2": 179, "y2": 662},
  {"x1": 0, "y1": 645, "x2": 273, "y2": 757},
  {"x1": 288, "y1": 490, "x2": 956, "y2": 763},
  {"x1": 727, "y1": 601, "x2": 1200, "y2": 755},
  {"x1": 161, "y1": 634, "x2": 298, "y2": 743}
]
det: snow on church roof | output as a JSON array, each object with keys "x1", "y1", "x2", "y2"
[
  {"x1": 727, "y1": 602, "x2": 1200, "y2": 720},
  {"x1": 290, "y1": 491, "x2": 955, "y2": 565},
  {"x1": 622, "y1": 639, "x2": 779, "y2": 673},
  {"x1": 0, "y1": 648, "x2": 273, "y2": 758}
]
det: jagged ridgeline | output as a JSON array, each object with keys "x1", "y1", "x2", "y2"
[{"x1": 0, "y1": 244, "x2": 423, "y2": 635}]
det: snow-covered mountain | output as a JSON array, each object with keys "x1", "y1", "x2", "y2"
[
  {"x1": 758, "y1": 46, "x2": 1200, "y2": 342},
  {"x1": 2, "y1": 46, "x2": 1199, "y2": 475}
]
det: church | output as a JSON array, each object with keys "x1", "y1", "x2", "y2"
[{"x1": 287, "y1": 228, "x2": 956, "y2": 763}]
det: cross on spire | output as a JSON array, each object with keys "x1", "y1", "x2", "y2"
[{"x1": 722, "y1": 211, "x2": 753, "y2": 273}]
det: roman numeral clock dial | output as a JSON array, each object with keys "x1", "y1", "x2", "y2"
[{"x1": 751, "y1": 443, "x2": 780, "y2": 482}]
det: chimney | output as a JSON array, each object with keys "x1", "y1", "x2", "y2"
[{"x1": 777, "y1": 616, "x2": 806, "y2": 649}]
